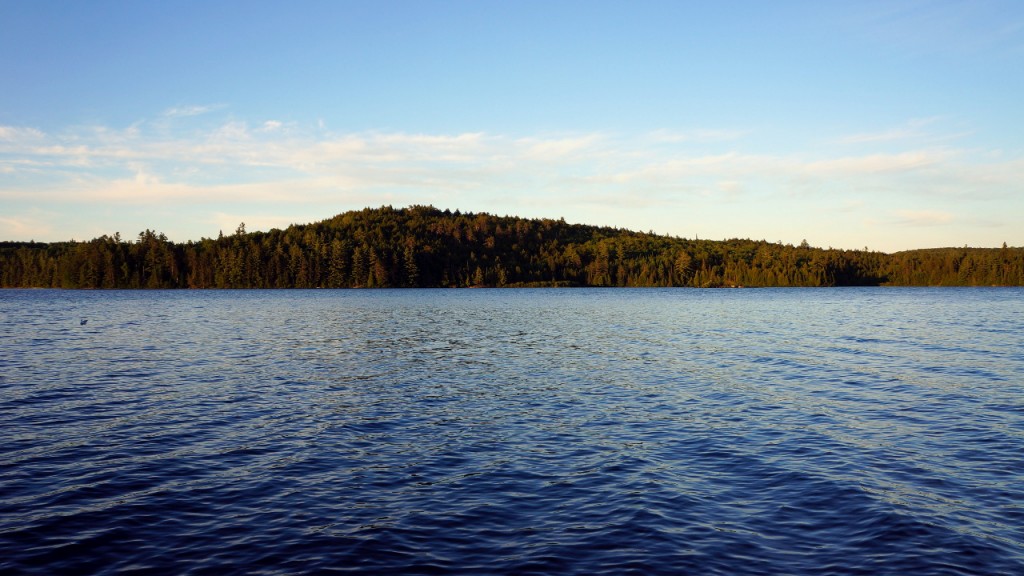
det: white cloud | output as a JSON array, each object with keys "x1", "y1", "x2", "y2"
[
  {"x1": 801, "y1": 150, "x2": 951, "y2": 176},
  {"x1": 591, "y1": 152, "x2": 753, "y2": 185},
  {"x1": 647, "y1": 128, "x2": 749, "y2": 144},
  {"x1": 516, "y1": 134, "x2": 605, "y2": 159},
  {"x1": 210, "y1": 121, "x2": 251, "y2": 141},
  {"x1": 2, "y1": 116, "x2": 1022, "y2": 250},
  {"x1": 716, "y1": 180, "x2": 744, "y2": 198},
  {"x1": 894, "y1": 210, "x2": 954, "y2": 227},
  {"x1": 854, "y1": 1, "x2": 1024, "y2": 57},
  {"x1": 839, "y1": 199, "x2": 865, "y2": 212},
  {"x1": 162, "y1": 104, "x2": 222, "y2": 118},
  {"x1": 0, "y1": 122, "x2": 1016, "y2": 207},
  {"x1": 837, "y1": 117, "x2": 941, "y2": 144},
  {"x1": 0, "y1": 126, "x2": 46, "y2": 141},
  {"x1": 0, "y1": 215, "x2": 53, "y2": 240}
]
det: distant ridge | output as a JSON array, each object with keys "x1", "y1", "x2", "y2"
[{"x1": 2, "y1": 205, "x2": 1022, "y2": 288}]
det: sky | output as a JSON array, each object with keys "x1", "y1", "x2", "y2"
[{"x1": 2, "y1": 0, "x2": 1022, "y2": 252}]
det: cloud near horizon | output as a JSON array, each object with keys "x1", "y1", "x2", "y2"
[
  {"x1": 1, "y1": 117, "x2": 1022, "y2": 251},
  {"x1": 894, "y1": 209, "x2": 955, "y2": 227}
]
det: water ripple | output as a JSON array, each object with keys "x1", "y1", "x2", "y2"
[{"x1": 1, "y1": 288, "x2": 1023, "y2": 574}]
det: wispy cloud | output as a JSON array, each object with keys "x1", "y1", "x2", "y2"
[
  {"x1": 844, "y1": 1, "x2": 1024, "y2": 57},
  {"x1": 801, "y1": 149, "x2": 951, "y2": 175},
  {"x1": 837, "y1": 118, "x2": 941, "y2": 144},
  {"x1": 259, "y1": 120, "x2": 284, "y2": 132},
  {"x1": 894, "y1": 210, "x2": 954, "y2": 227},
  {"x1": 516, "y1": 134, "x2": 605, "y2": 160},
  {"x1": 0, "y1": 126, "x2": 46, "y2": 141},
  {"x1": 0, "y1": 215, "x2": 48, "y2": 238},
  {"x1": 161, "y1": 104, "x2": 224, "y2": 118},
  {"x1": 1, "y1": 115, "x2": 1022, "y2": 249},
  {"x1": 1, "y1": 120, "x2": 1016, "y2": 203},
  {"x1": 647, "y1": 128, "x2": 749, "y2": 144}
]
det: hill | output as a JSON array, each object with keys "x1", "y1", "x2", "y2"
[{"x1": 2, "y1": 205, "x2": 1022, "y2": 288}]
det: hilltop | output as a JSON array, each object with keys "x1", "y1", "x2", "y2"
[{"x1": 2, "y1": 205, "x2": 1022, "y2": 288}]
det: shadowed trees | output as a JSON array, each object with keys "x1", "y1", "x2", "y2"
[{"x1": 2, "y1": 205, "x2": 1022, "y2": 288}]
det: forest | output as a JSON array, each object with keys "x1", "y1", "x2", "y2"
[{"x1": 2, "y1": 205, "x2": 1022, "y2": 288}]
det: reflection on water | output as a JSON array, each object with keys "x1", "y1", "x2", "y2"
[{"x1": 1, "y1": 288, "x2": 1023, "y2": 574}]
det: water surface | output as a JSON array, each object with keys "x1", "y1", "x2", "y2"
[{"x1": 2, "y1": 288, "x2": 1022, "y2": 574}]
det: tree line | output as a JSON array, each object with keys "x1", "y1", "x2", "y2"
[{"x1": 2, "y1": 205, "x2": 1022, "y2": 288}]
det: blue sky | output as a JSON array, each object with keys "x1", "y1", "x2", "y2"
[{"x1": 2, "y1": 0, "x2": 1022, "y2": 251}]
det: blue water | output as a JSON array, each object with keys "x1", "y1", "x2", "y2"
[{"x1": 1, "y1": 288, "x2": 1022, "y2": 574}]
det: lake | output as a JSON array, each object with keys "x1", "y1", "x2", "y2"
[{"x1": 1, "y1": 288, "x2": 1022, "y2": 574}]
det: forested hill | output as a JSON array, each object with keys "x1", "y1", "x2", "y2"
[{"x1": 2, "y1": 205, "x2": 1022, "y2": 288}]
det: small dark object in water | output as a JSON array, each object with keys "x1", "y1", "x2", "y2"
[{"x1": 80, "y1": 319, "x2": 87, "y2": 325}]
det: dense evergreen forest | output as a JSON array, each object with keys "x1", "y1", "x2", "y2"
[{"x1": 2, "y1": 205, "x2": 1022, "y2": 288}]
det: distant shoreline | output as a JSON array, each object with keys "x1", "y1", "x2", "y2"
[{"x1": 3, "y1": 206, "x2": 1022, "y2": 288}]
